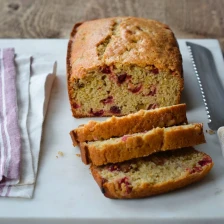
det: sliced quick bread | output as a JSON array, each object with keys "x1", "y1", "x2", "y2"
[
  {"x1": 70, "y1": 104, "x2": 187, "y2": 146},
  {"x1": 91, "y1": 147, "x2": 213, "y2": 199},
  {"x1": 80, "y1": 123, "x2": 205, "y2": 166}
]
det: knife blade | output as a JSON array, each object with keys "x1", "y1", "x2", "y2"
[{"x1": 186, "y1": 41, "x2": 224, "y2": 130}]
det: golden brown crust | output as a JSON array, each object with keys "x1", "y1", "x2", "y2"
[
  {"x1": 68, "y1": 17, "x2": 182, "y2": 79},
  {"x1": 70, "y1": 104, "x2": 187, "y2": 145},
  {"x1": 80, "y1": 123, "x2": 205, "y2": 166},
  {"x1": 70, "y1": 130, "x2": 78, "y2": 146},
  {"x1": 80, "y1": 144, "x2": 90, "y2": 164},
  {"x1": 90, "y1": 149, "x2": 213, "y2": 199},
  {"x1": 162, "y1": 123, "x2": 205, "y2": 150}
]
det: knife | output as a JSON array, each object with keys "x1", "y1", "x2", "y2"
[
  {"x1": 186, "y1": 41, "x2": 224, "y2": 130},
  {"x1": 186, "y1": 41, "x2": 224, "y2": 156}
]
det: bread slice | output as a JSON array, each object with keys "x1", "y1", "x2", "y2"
[
  {"x1": 67, "y1": 17, "x2": 183, "y2": 118},
  {"x1": 91, "y1": 147, "x2": 213, "y2": 199},
  {"x1": 80, "y1": 123, "x2": 205, "y2": 166},
  {"x1": 70, "y1": 104, "x2": 187, "y2": 146}
]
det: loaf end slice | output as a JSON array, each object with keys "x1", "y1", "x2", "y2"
[
  {"x1": 90, "y1": 147, "x2": 213, "y2": 199},
  {"x1": 80, "y1": 123, "x2": 205, "y2": 166}
]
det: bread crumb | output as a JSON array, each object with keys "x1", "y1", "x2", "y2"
[
  {"x1": 206, "y1": 129, "x2": 215, "y2": 135},
  {"x1": 76, "y1": 154, "x2": 81, "y2": 157},
  {"x1": 208, "y1": 130, "x2": 215, "y2": 135},
  {"x1": 58, "y1": 151, "x2": 64, "y2": 156}
]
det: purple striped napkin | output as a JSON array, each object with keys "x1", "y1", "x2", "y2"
[{"x1": 0, "y1": 48, "x2": 21, "y2": 186}]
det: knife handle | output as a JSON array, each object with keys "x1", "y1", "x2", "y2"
[{"x1": 217, "y1": 127, "x2": 224, "y2": 157}]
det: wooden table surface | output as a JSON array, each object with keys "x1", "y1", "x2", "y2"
[{"x1": 0, "y1": 0, "x2": 223, "y2": 51}]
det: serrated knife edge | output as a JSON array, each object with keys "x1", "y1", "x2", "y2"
[{"x1": 186, "y1": 45, "x2": 212, "y2": 123}]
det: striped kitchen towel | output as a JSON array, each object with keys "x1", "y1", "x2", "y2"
[
  {"x1": 0, "y1": 49, "x2": 56, "y2": 198},
  {"x1": 0, "y1": 48, "x2": 21, "y2": 186},
  {"x1": 1, "y1": 57, "x2": 56, "y2": 198}
]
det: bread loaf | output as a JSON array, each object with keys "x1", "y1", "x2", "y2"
[
  {"x1": 80, "y1": 123, "x2": 205, "y2": 165},
  {"x1": 91, "y1": 147, "x2": 213, "y2": 199},
  {"x1": 67, "y1": 17, "x2": 183, "y2": 118}
]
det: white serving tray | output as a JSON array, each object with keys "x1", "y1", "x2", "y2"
[{"x1": 0, "y1": 39, "x2": 223, "y2": 224}]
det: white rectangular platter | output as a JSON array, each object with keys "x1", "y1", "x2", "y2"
[{"x1": 0, "y1": 39, "x2": 223, "y2": 224}]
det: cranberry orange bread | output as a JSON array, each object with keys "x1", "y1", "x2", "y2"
[
  {"x1": 80, "y1": 123, "x2": 205, "y2": 165},
  {"x1": 91, "y1": 147, "x2": 213, "y2": 199},
  {"x1": 67, "y1": 17, "x2": 183, "y2": 118},
  {"x1": 70, "y1": 104, "x2": 187, "y2": 146}
]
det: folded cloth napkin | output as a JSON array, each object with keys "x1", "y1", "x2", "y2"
[
  {"x1": 0, "y1": 48, "x2": 56, "y2": 198},
  {"x1": 0, "y1": 48, "x2": 21, "y2": 186},
  {"x1": 15, "y1": 55, "x2": 34, "y2": 185}
]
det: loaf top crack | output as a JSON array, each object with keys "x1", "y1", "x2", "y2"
[{"x1": 67, "y1": 17, "x2": 182, "y2": 80}]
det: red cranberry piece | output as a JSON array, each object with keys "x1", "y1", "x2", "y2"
[
  {"x1": 108, "y1": 164, "x2": 120, "y2": 172},
  {"x1": 192, "y1": 166, "x2": 202, "y2": 174},
  {"x1": 73, "y1": 103, "x2": 80, "y2": 109},
  {"x1": 101, "y1": 66, "x2": 111, "y2": 74},
  {"x1": 110, "y1": 106, "x2": 121, "y2": 114},
  {"x1": 118, "y1": 177, "x2": 132, "y2": 194},
  {"x1": 187, "y1": 166, "x2": 202, "y2": 174},
  {"x1": 118, "y1": 177, "x2": 128, "y2": 186},
  {"x1": 147, "y1": 103, "x2": 157, "y2": 110},
  {"x1": 129, "y1": 84, "x2": 142, "y2": 93},
  {"x1": 126, "y1": 185, "x2": 132, "y2": 194},
  {"x1": 100, "y1": 96, "x2": 113, "y2": 105},
  {"x1": 148, "y1": 86, "x2": 157, "y2": 96},
  {"x1": 198, "y1": 157, "x2": 212, "y2": 167},
  {"x1": 152, "y1": 68, "x2": 159, "y2": 74},
  {"x1": 90, "y1": 109, "x2": 104, "y2": 116},
  {"x1": 117, "y1": 74, "x2": 127, "y2": 84}
]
